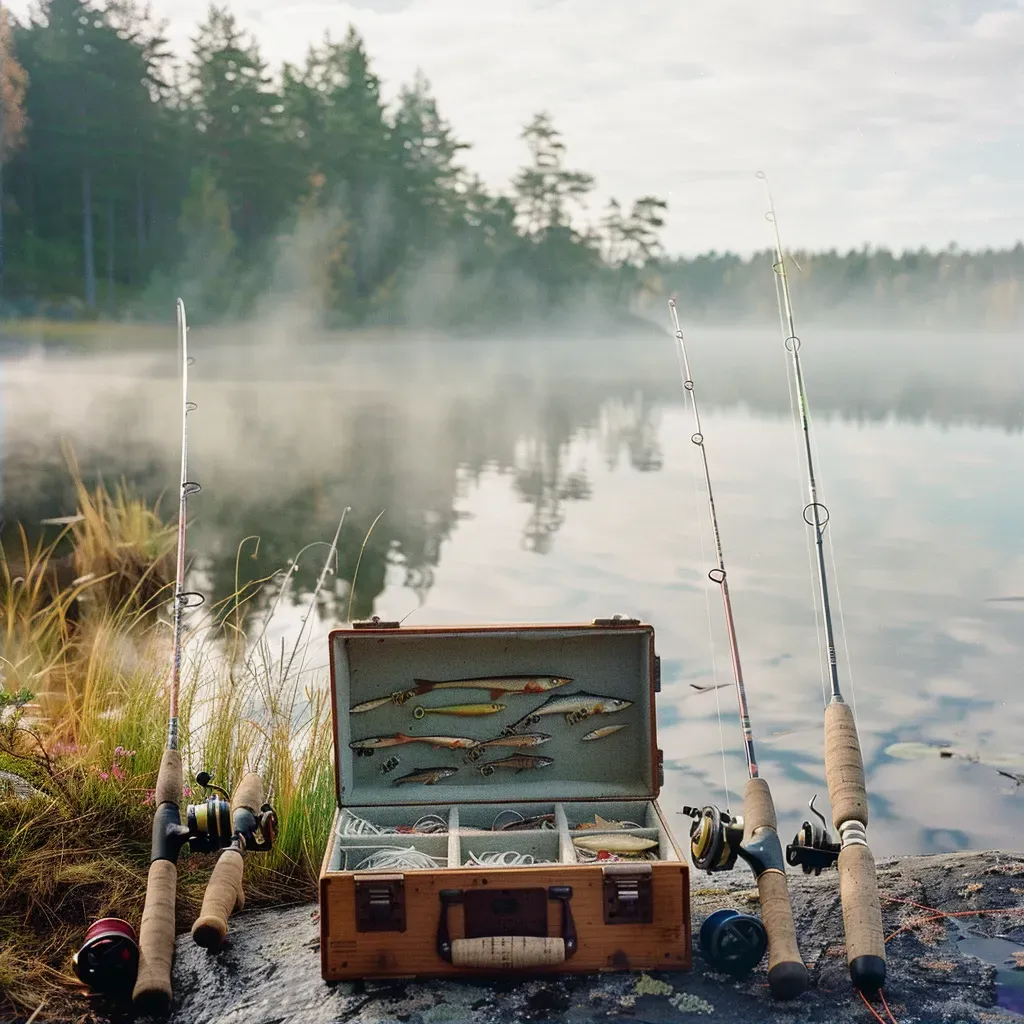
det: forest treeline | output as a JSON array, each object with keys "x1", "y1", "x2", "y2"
[
  {"x1": 0, "y1": 0, "x2": 668, "y2": 327},
  {"x1": 1, "y1": 0, "x2": 1022, "y2": 331}
]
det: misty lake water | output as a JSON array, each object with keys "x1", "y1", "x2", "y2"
[{"x1": 2, "y1": 321, "x2": 1022, "y2": 860}]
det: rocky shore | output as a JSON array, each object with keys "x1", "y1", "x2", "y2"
[{"x1": 112, "y1": 849, "x2": 1023, "y2": 1024}]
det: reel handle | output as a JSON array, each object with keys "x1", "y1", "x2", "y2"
[
  {"x1": 742, "y1": 778, "x2": 810, "y2": 1000},
  {"x1": 132, "y1": 749, "x2": 184, "y2": 1015},
  {"x1": 191, "y1": 772, "x2": 265, "y2": 951}
]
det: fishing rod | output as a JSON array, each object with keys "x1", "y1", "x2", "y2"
[
  {"x1": 756, "y1": 171, "x2": 887, "y2": 996},
  {"x1": 671, "y1": 299, "x2": 809, "y2": 1001},
  {"x1": 130, "y1": 298, "x2": 208, "y2": 1014}
]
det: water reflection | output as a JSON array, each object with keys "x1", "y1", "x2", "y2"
[{"x1": 1, "y1": 323, "x2": 1023, "y2": 857}]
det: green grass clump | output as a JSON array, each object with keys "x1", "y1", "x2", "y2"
[{"x1": 0, "y1": 468, "x2": 348, "y2": 1020}]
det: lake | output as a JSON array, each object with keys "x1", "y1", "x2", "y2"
[{"x1": 2, "y1": 319, "x2": 1022, "y2": 860}]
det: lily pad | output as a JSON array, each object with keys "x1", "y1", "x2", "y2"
[{"x1": 884, "y1": 741, "x2": 945, "y2": 760}]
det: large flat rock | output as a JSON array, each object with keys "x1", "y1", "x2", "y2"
[{"x1": 140, "y1": 851, "x2": 1024, "y2": 1024}]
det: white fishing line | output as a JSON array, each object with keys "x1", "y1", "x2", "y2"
[
  {"x1": 466, "y1": 851, "x2": 545, "y2": 866},
  {"x1": 673, "y1": 319, "x2": 732, "y2": 812},
  {"x1": 346, "y1": 846, "x2": 448, "y2": 871}
]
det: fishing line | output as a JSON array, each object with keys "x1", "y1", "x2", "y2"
[
  {"x1": 466, "y1": 851, "x2": 544, "y2": 866},
  {"x1": 347, "y1": 847, "x2": 448, "y2": 871},
  {"x1": 338, "y1": 813, "x2": 399, "y2": 837},
  {"x1": 771, "y1": 238, "x2": 830, "y2": 711},
  {"x1": 670, "y1": 297, "x2": 733, "y2": 811}
]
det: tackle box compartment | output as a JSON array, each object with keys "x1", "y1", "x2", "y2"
[{"x1": 318, "y1": 617, "x2": 691, "y2": 981}]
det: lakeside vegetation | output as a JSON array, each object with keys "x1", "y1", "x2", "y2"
[{"x1": 0, "y1": 467, "x2": 343, "y2": 1020}]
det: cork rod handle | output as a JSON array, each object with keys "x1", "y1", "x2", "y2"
[
  {"x1": 742, "y1": 778, "x2": 809, "y2": 1000},
  {"x1": 824, "y1": 700, "x2": 887, "y2": 993},
  {"x1": 231, "y1": 771, "x2": 264, "y2": 815},
  {"x1": 132, "y1": 749, "x2": 183, "y2": 1015},
  {"x1": 191, "y1": 850, "x2": 244, "y2": 950}
]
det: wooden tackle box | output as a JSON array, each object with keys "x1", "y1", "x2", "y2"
[{"x1": 318, "y1": 617, "x2": 691, "y2": 981}]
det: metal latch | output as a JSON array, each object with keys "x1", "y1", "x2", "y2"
[
  {"x1": 653, "y1": 654, "x2": 661, "y2": 692},
  {"x1": 354, "y1": 873, "x2": 406, "y2": 932},
  {"x1": 352, "y1": 616, "x2": 402, "y2": 630},
  {"x1": 592, "y1": 615, "x2": 641, "y2": 627},
  {"x1": 601, "y1": 862, "x2": 654, "y2": 925}
]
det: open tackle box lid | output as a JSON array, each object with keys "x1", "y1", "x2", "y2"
[{"x1": 327, "y1": 616, "x2": 663, "y2": 809}]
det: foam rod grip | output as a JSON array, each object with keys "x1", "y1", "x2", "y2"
[
  {"x1": 450, "y1": 936, "x2": 565, "y2": 969},
  {"x1": 824, "y1": 699, "x2": 869, "y2": 829},
  {"x1": 231, "y1": 771, "x2": 264, "y2": 814},
  {"x1": 742, "y1": 779, "x2": 809, "y2": 1000},
  {"x1": 838, "y1": 842, "x2": 887, "y2": 993},
  {"x1": 132, "y1": 859, "x2": 178, "y2": 1014},
  {"x1": 192, "y1": 849, "x2": 245, "y2": 951}
]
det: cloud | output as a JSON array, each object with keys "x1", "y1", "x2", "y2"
[{"x1": 8, "y1": 0, "x2": 1024, "y2": 254}]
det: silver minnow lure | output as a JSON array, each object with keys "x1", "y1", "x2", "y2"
[
  {"x1": 503, "y1": 691, "x2": 633, "y2": 734},
  {"x1": 392, "y1": 766, "x2": 459, "y2": 785},
  {"x1": 349, "y1": 733, "x2": 478, "y2": 750}
]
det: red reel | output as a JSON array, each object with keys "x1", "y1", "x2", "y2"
[{"x1": 73, "y1": 917, "x2": 139, "y2": 993}]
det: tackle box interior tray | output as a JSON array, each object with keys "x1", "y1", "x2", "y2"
[{"x1": 328, "y1": 621, "x2": 663, "y2": 807}]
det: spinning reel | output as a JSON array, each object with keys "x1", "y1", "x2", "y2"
[
  {"x1": 186, "y1": 771, "x2": 234, "y2": 853},
  {"x1": 682, "y1": 804, "x2": 748, "y2": 873},
  {"x1": 73, "y1": 918, "x2": 140, "y2": 995},
  {"x1": 698, "y1": 909, "x2": 768, "y2": 976},
  {"x1": 785, "y1": 794, "x2": 841, "y2": 875}
]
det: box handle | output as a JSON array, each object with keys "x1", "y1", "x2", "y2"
[
  {"x1": 450, "y1": 936, "x2": 566, "y2": 968},
  {"x1": 437, "y1": 886, "x2": 577, "y2": 966}
]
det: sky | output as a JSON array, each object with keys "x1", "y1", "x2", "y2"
[{"x1": 8, "y1": 0, "x2": 1024, "y2": 257}]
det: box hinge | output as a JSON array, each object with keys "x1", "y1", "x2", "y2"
[
  {"x1": 653, "y1": 654, "x2": 661, "y2": 692},
  {"x1": 352, "y1": 615, "x2": 402, "y2": 630},
  {"x1": 657, "y1": 748, "x2": 664, "y2": 789},
  {"x1": 354, "y1": 873, "x2": 406, "y2": 932},
  {"x1": 592, "y1": 614, "x2": 641, "y2": 627},
  {"x1": 601, "y1": 862, "x2": 654, "y2": 925}
]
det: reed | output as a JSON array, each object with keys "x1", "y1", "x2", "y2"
[{"x1": 0, "y1": 469, "x2": 352, "y2": 1019}]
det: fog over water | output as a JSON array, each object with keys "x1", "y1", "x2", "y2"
[{"x1": 2, "y1": 320, "x2": 1022, "y2": 858}]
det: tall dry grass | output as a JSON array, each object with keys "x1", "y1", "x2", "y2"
[{"x1": 0, "y1": 466, "x2": 349, "y2": 1019}]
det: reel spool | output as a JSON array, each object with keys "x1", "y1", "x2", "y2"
[
  {"x1": 73, "y1": 918, "x2": 139, "y2": 994},
  {"x1": 681, "y1": 804, "x2": 745, "y2": 873},
  {"x1": 785, "y1": 794, "x2": 841, "y2": 876},
  {"x1": 698, "y1": 908, "x2": 768, "y2": 976},
  {"x1": 185, "y1": 771, "x2": 233, "y2": 854}
]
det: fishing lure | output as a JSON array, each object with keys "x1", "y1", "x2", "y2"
[
  {"x1": 503, "y1": 692, "x2": 633, "y2": 735},
  {"x1": 349, "y1": 733, "x2": 478, "y2": 751},
  {"x1": 573, "y1": 833, "x2": 658, "y2": 854},
  {"x1": 350, "y1": 689, "x2": 417, "y2": 714},
  {"x1": 581, "y1": 724, "x2": 627, "y2": 741},
  {"x1": 411, "y1": 675, "x2": 573, "y2": 700},
  {"x1": 462, "y1": 732, "x2": 552, "y2": 763},
  {"x1": 411, "y1": 702, "x2": 505, "y2": 719},
  {"x1": 392, "y1": 766, "x2": 459, "y2": 786},
  {"x1": 477, "y1": 753, "x2": 555, "y2": 776},
  {"x1": 495, "y1": 813, "x2": 556, "y2": 831},
  {"x1": 573, "y1": 814, "x2": 635, "y2": 831}
]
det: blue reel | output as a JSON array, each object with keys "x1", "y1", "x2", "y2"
[{"x1": 698, "y1": 908, "x2": 768, "y2": 976}]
